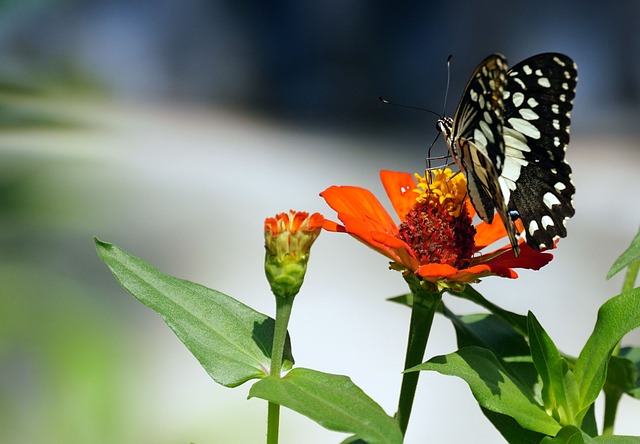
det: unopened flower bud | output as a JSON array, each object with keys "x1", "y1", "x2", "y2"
[{"x1": 264, "y1": 210, "x2": 324, "y2": 298}]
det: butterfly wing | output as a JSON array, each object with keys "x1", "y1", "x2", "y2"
[
  {"x1": 499, "y1": 53, "x2": 577, "y2": 250},
  {"x1": 446, "y1": 54, "x2": 520, "y2": 250}
]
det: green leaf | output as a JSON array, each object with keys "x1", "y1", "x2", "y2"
[
  {"x1": 607, "y1": 228, "x2": 640, "y2": 280},
  {"x1": 573, "y1": 288, "x2": 640, "y2": 411},
  {"x1": 618, "y1": 347, "x2": 640, "y2": 398},
  {"x1": 95, "y1": 238, "x2": 293, "y2": 388},
  {"x1": 249, "y1": 368, "x2": 402, "y2": 444},
  {"x1": 593, "y1": 436, "x2": 640, "y2": 443},
  {"x1": 480, "y1": 408, "x2": 546, "y2": 444},
  {"x1": 411, "y1": 347, "x2": 561, "y2": 436},
  {"x1": 442, "y1": 306, "x2": 538, "y2": 392},
  {"x1": 581, "y1": 403, "x2": 598, "y2": 437},
  {"x1": 452, "y1": 285, "x2": 529, "y2": 335},
  {"x1": 387, "y1": 293, "x2": 413, "y2": 307},
  {"x1": 339, "y1": 437, "x2": 367, "y2": 444},
  {"x1": 528, "y1": 312, "x2": 580, "y2": 425},
  {"x1": 540, "y1": 425, "x2": 592, "y2": 443},
  {"x1": 543, "y1": 426, "x2": 640, "y2": 444},
  {"x1": 606, "y1": 355, "x2": 639, "y2": 397}
]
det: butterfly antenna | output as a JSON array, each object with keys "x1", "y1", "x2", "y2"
[
  {"x1": 442, "y1": 54, "x2": 453, "y2": 118},
  {"x1": 378, "y1": 97, "x2": 441, "y2": 118},
  {"x1": 427, "y1": 55, "x2": 455, "y2": 177}
]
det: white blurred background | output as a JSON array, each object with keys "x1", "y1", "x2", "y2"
[{"x1": 1, "y1": 1, "x2": 639, "y2": 443}]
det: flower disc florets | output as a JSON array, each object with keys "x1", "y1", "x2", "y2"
[
  {"x1": 320, "y1": 168, "x2": 554, "y2": 287},
  {"x1": 397, "y1": 198, "x2": 476, "y2": 269}
]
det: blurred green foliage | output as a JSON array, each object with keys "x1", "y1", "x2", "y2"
[{"x1": 0, "y1": 73, "x2": 131, "y2": 443}]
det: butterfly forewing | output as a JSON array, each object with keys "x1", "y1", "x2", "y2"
[
  {"x1": 442, "y1": 54, "x2": 520, "y2": 249},
  {"x1": 500, "y1": 53, "x2": 577, "y2": 249}
]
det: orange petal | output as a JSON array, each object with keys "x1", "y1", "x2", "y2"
[
  {"x1": 321, "y1": 185, "x2": 398, "y2": 235},
  {"x1": 457, "y1": 264, "x2": 519, "y2": 280},
  {"x1": 464, "y1": 199, "x2": 477, "y2": 219},
  {"x1": 371, "y1": 231, "x2": 419, "y2": 271},
  {"x1": 322, "y1": 219, "x2": 346, "y2": 232},
  {"x1": 416, "y1": 263, "x2": 459, "y2": 278},
  {"x1": 380, "y1": 170, "x2": 418, "y2": 221},
  {"x1": 474, "y1": 217, "x2": 509, "y2": 250}
]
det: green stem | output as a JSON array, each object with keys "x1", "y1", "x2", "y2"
[
  {"x1": 622, "y1": 259, "x2": 639, "y2": 294},
  {"x1": 266, "y1": 402, "x2": 281, "y2": 444},
  {"x1": 602, "y1": 259, "x2": 639, "y2": 436},
  {"x1": 266, "y1": 294, "x2": 295, "y2": 444},
  {"x1": 395, "y1": 280, "x2": 441, "y2": 436}
]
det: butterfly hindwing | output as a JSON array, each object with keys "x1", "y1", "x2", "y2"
[{"x1": 499, "y1": 53, "x2": 577, "y2": 249}]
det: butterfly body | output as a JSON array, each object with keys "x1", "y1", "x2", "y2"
[{"x1": 437, "y1": 53, "x2": 577, "y2": 256}]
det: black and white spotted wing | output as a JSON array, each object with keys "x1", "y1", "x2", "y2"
[
  {"x1": 437, "y1": 53, "x2": 577, "y2": 256},
  {"x1": 437, "y1": 54, "x2": 518, "y2": 250},
  {"x1": 500, "y1": 53, "x2": 577, "y2": 252}
]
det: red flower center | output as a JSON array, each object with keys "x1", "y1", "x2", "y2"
[{"x1": 397, "y1": 200, "x2": 476, "y2": 269}]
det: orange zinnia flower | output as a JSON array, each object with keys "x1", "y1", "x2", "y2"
[{"x1": 320, "y1": 169, "x2": 552, "y2": 290}]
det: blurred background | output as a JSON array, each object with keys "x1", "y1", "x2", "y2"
[{"x1": 1, "y1": 1, "x2": 639, "y2": 443}]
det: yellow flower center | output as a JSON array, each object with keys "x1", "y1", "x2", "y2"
[{"x1": 413, "y1": 168, "x2": 467, "y2": 217}]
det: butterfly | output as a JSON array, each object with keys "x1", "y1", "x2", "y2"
[{"x1": 436, "y1": 53, "x2": 577, "y2": 256}]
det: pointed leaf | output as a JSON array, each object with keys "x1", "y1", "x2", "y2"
[
  {"x1": 452, "y1": 285, "x2": 529, "y2": 335},
  {"x1": 443, "y1": 306, "x2": 538, "y2": 391},
  {"x1": 411, "y1": 347, "x2": 561, "y2": 436},
  {"x1": 95, "y1": 238, "x2": 293, "y2": 387},
  {"x1": 607, "y1": 228, "x2": 640, "y2": 280},
  {"x1": 573, "y1": 288, "x2": 640, "y2": 410},
  {"x1": 387, "y1": 293, "x2": 413, "y2": 307},
  {"x1": 528, "y1": 312, "x2": 580, "y2": 425},
  {"x1": 249, "y1": 368, "x2": 402, "y2": 444}
]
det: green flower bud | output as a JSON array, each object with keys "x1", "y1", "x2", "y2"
[{"x1": 264, "y1": 211, "x2": 324, "y2": 299}]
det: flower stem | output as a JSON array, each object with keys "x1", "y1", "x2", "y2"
[
  {"x1": 266, "y1": 294, "x2": 295, "y2": 444},
  {"x1": 602, "y1": 258, "x2": 639, "y2": 436},
  {"x1": 622, "y1": 259, "x2": 639, "y2": 294},
  {"x1": 396, "y1": 280, "x2": 441, "y2": 436}
]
